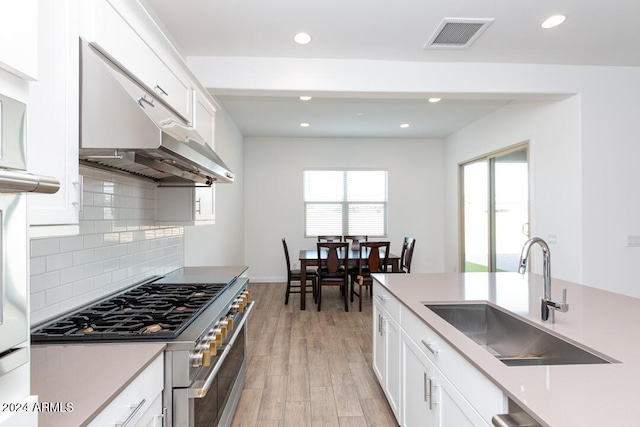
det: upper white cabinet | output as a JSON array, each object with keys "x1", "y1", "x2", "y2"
[
  {"x1": 27, "y1": 0, "x2": 81, "y2": 238},
  {"x1": 155, "y1": 185, "x2": 215, "y2": 226},
  {"x1": 80, "y1": 0, "x2": 192, "y2": 122},
  {"x1": 0, "y1": 0, "x2": 38, "y2": 80},
  {"x1": 194, "y1": 90, "x2": 217, "y2": 148}
]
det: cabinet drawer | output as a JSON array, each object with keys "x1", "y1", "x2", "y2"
[
  {"x1": 372, "y1": 282, "x2": 400, "y2": 321},
  {"x1": 87, "y1": 0, "x2": 192, "y2": 121},
  {"x1": 401, "y1": 306, "x2": 505, "y2": 424},
  {"x1": 88, "y1": 354, "x2": 164, "y2": 427}
]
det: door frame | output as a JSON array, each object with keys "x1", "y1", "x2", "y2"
[{"x1": 458, "y1": 141, "x2": 530, "y2": 272}]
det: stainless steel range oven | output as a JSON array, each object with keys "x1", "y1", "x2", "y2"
[{"x1": 31, "y1": 269, "x2": 253, "y2": 427}]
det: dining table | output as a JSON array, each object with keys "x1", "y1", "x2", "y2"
[{"x1": 298, "y1": 248, "x2": 401, "y2": 310}]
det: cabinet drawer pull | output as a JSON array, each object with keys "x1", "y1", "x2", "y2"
[
  {"x1": 428, "y1": 377, "x2": 434, "y2": 410},
  {"x1": 137, "y1": 94, "x2": 155, "y2": 108},
  {"x1": 154, "y1": 84, "x2": 168, "y2": 96},
  {"x1": 116, "y1": 398, "x2": 146, "y2": 427},
  {"x1": 421, "y1": 340, "x2": 439, "y2": 356},
  {"x1": 376, "y1": 294, "x2": 389, "y2": 302},
  {"x1": 423, "y1": 372, "x2": 428, "y2": 402}
]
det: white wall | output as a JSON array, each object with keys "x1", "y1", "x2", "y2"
[
  {"x1": 30, "y1": 166, "x2": 184, "y2": 325},
  {"x1": 184, "y1": 109, "x2": 245, "y2": 266},
  {"x1": 443, "y1": 98, "x2": 582, "y2": 282},
  {"x1": 243, "y1": 137, "x2": 444, "y2": 281},
  {"x1": 191, "y1": 56, "x2": 640, "y2": 297}
]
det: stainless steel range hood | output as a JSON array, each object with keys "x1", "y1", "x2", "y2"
[{"x1": 79, "y1": 41, "x2": 234, "y2": 184}]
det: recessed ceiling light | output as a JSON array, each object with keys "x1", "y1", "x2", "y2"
[
  {"x1": 299, "y1": 96, "x2": 312, "y2": 101},
  {"x1": 294, "y1": 32, "x2": 312, "y2": 44},
  {"x1": 400, "y1": 123, "x2": 410, "y2": 128},
  {"x1": 541, "y1": 15, "x2": 566, "y2": 29},
  {"x1": 428, "y1": 97, "x2": 442, "y2": 103},
  {"x1": 356, "y1": 112, "x2": 366, "y2": 116},
  {"x1": 300, "y1": 122, "x2": 310, "y2": 127}
]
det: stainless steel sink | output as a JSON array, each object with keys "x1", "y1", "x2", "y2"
[{"x1": 425, "y1": 303, "x2": 616, "y2": 366}]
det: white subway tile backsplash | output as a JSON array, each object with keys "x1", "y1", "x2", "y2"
[{"x1": 30, "y1": 166, "x2": 184, "y2": 323}]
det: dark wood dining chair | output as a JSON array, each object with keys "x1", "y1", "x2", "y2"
[
  {"x1": 399, "y1": 237, "x2": 416, "y2": 273},
  {"x1": 316, "y1": 241, "x2": 349, "y2": 311},
  {"x1": 282, "y1": 238, "x2": 318, "y2": 305},
  {"x1": 350, "y1": 241, "x2": 390, "y2": 311},
  {"x1": 317, "y1": 235, "x2": 343, "y2": 242},
  {"x1": 344, "y1": 235, "x2": 368, "y2": 251}
]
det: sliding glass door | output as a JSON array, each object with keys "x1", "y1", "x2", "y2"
[{"x1": 461, "y1": 145, "x2": 529, "y2": 272}]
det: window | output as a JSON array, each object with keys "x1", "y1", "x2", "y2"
[{"x1": 304, "y1": 170, "x2": 388, "y2": 236}]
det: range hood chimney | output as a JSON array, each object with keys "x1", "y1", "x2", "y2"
[{"x1": 79, "y1": 41, "x2": 234, "y2": 185}]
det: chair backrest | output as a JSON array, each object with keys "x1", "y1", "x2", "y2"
[
  {"x1": 358, "y1": 241, "x2": 390, "y2": 275},
  {"x1": 282, "y1": 238, "x2": 292, "y2": 272},
  {"x1": 317, "y1": 242, "x2": 349, "y2": 276},
  {"x1": 344, "y1": 235, "x2": 368, "y2": 251},
  {"x1": 400, "y1": 237, "x2": 416, "y2": 273},
  {"x1": 317, "y1": 235, "x2": 343, "y2": 242}
]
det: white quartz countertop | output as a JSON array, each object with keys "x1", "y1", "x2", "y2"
[
  {"x1": 372, "y1": 272, "x2": 640, "y2": 427},
  {"x1": 31, "y1": 342, "x2": 165, "y2": 427}
]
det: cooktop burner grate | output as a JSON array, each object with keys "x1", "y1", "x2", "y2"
[{"x1": 31, "y1": 280, "x2": 231, "y2": 342}]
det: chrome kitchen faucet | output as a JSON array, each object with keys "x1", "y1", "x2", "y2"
[{"x1": 518, "y1": 237, "x2": 569, "y2": 323}]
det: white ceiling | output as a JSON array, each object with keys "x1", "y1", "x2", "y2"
[{"x1": 143, "y1": 0, "x2": 640, "y2": 138}]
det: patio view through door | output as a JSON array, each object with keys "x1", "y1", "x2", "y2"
[{"x1": 461, "y1": 145, "x2": 529, "y2": 272}]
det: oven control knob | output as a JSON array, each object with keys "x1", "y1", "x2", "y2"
[
  {"x1": 219, "y1": 318, "x2": 230, "y2": 336},
  {"x1": 234, "y1": 299, "x2": 245, "y2": 313},
  {"x1": 196, "y1": 343, "x2": 212, "y2": 367},
  {"x1": 212, "y1": 328, "x2": 223, "y2": 346},
  {"x1": 209, "y1": 340, "x2": 218, "y2": 357},
  {"x1": 230, "y1": 304, "x2": 240, "y2": 314},
  {"x1": 226, "y1": 315, "x2": 234, "y2": 330},
  {"x1": 245, "y1": 288, "x2": 252, "y2": 299},
  {"x1": 217, "y1": 321, "x2": 228, "y2": 340},
  {"x1": 190, "y1": 350, "x2": 204, "y2": 368}
]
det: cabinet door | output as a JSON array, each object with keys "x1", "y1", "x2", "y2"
[
  {"x1": 385, "y1": 315, "x2": 401, "y2": 420},
  {"x1": 402, "y1": 333, "x2": 437, "y2": 427},
  {"x1": 194, "y1": 90, "x2": 216, "y2": 148},
  {"x1": 372, "y1": 301, "x2": 385, "y2": 384},
  {"x1": 436, "y1": 368, "x2": 489, "y2": 427},
  {"x1": 372, "y1": 300, "x2": 401, "y2": 422},
  {"x1": 27, "y1": 0, "x2": 80, "y2": 237},
  {"x1": 0, "y1": 0, "x2": 37, "y2": 80},
  {"x1": 86, "y1": 0, "x2": 192, "y2": 121},
  {"x1": 195, "y1": 186, "x2": 215, "y2": 222}
]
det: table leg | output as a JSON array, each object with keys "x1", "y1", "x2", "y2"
[{"x1": 300, "y1": 260, "x2": 306, "y2": 310}]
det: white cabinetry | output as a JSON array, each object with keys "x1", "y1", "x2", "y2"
[
  {"x1": 0, "y1": 0, "x2": 37, "y2": 80},
  {"x1": 156, "y1": 185, "x2": 215, "y2": 225},
  {"x1": 372, "y1": 282, "x2": 507, "y2": 427},
  {"x1": 88, "y1": 354, "x2": 164, "y2": 427},
  {"x1": 372, "y1": 288, "x2": 401, "y2": 422},
  {"x1": 194, "y1": 90, "x2": 217, "y2": 148},
  {"x1": 81, "y1": 0, "x2": 192, "y2": 122},
  {"x1": 27, "y1": 0, "x2": 81, "y2": 238},
  {"x1": 402, "y1": 334, "x2": 437, "y2": 427}
]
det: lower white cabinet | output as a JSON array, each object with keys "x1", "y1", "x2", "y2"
[
  {"x1": 402, "y1": 331, "x2": 489, "y2": 427},
  {"x1": 372, "y1": 282, "x2": 507, "y2": 427},
  {"x1": 372, "y1": 296, "x2": 401, "y2": 421},
  {"x1": 88, "y1": 354, "x2": 164, "y2": 427}
]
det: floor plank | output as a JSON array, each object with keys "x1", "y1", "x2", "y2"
[{"x1": 231, "y1": 283, "x2": 397, "y2": 427}]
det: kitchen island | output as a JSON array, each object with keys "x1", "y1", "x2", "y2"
[{"x1": 373, "y1": 272, "x2": 640, "y2": 426}]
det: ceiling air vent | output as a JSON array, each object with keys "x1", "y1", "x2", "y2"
[{"x1": 425, "y1": 18, "x2": 494, "y2": 49}]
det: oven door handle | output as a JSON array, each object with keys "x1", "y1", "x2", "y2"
[{"x1": 187, "y1": 300, "x2": 254, "y2": 398}]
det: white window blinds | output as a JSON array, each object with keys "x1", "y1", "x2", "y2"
[{"x1": 304, "y1": 170, "x2": 388, "y2": 236}]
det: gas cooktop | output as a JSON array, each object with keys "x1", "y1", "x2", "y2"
[{"x1": 31, "y1": 277, "x2": 236, "y2": 343}]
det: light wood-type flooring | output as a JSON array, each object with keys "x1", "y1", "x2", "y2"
[{"x1": 231, "y1": 282, "x2": 398, "y2": 427}]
